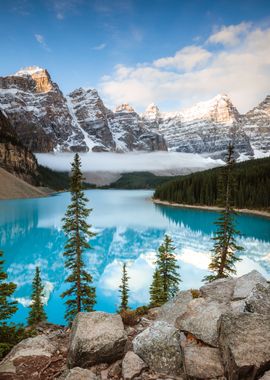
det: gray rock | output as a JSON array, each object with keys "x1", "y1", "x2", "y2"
[
  {"x1": 175, "y1": 298, "x2": 229, "y2": 347},
  {"x1": 230, "y1": 299, "x2": 246, "y2": 313},
  {"x1": 244, "y1": 283, "x2": 270, "y2": 314},
  {"x1": 200, "y1": 277, "x2": 235, "y2": 304},
  {"x1": 122, "y1": 351, "x2": 148, "y2": 380},
  {"x1": 183, "y1": 346, "x2": 224, "y2": 379},
  {"x1": 68, "y1": 312, "x2": 127, "y2": 369},
  {"x1": 133, "y1": 321, "x2": 183, "y2": 376},
  {"x1": 157, "y1": 290, "x2": 193, "y2": 325},
  {"x1": 260, "y1": 370, "x2": 270, "y2": 380},
  {"x1": 219, "y1": 312, "x2": 270, "y2": 379},
  {"x1": 232, "y1": 270, "x2": 268, "y2": 300},
  {"x1": 65, "y1": 367, "x2": 99, "y2": 380}
]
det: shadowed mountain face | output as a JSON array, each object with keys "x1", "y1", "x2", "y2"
[
  {"x1": 0, "y1": 66, "x2": 269, "y2": 158},
  {"x1": 0, "y1": 110, "x2": 39, "y2": 184}
]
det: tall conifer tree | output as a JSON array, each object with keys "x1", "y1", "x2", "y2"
[
  {"x1": 205, "y1": 144, "x2": 243, "y2": 282},
  {"x1": 118, "y1": 263, "x2": 129, "y2": 312},
  {"x1": 149, "y1": 268, "x2": 163, "y2": 307},
  {"x1": 153, "y1": 235, "x2": 181, "y2": 304},
  {"x1": 0, "y1": 250, "x2": 17, "y2": 322},
  {"x1": 28, "y1": 267, "x2": 47, "y2": 326},
  {"x1": 61, "y1": 153, "x2": 96, "y2": 323}
]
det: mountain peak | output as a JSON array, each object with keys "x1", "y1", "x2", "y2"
[
  {"x1": 14, "y1": 66, "x2": 45, "y2": 77},
  {"x1": 115, "y1": 103, "x2": 135, "y2": 113},
  {"x1": 14, "y1": 66, "x2": 53, "y2": 93},
  {"x1": 145, "y1": 103, "x2": 160, "y2": 114}
]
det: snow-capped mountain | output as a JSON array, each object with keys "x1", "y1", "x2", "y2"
[
  {"x1": 0, "y1": 67, "x2": 166, "y2": 153},
  {"x1": 142, "y1": 94, "x2": 254, "y2": 158},
  {"x1": 0, "y1": 66, "x2": 269, "y2": 158}
]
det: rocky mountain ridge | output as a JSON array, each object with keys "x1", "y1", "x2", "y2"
[
  {"x1": 0, "y1": 109, "x2": 39, "y2": 184},
  {"x1": 0, "y1": 66, "x2": 269, "y2": 158}
]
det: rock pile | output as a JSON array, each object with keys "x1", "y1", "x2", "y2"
[{"x1": 0, "y1": 270, "x2": 269, "y2": 379}]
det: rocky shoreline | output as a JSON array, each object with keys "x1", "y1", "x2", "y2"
[
  {"x1": 153, "y1": 199, "x2": 270, "y2": 219},
  {"x1": 0, "y1": 270, "x2": 270, "y2": 380}
]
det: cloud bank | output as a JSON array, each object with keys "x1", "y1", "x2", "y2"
[
  {"x1": 99, "y1": 22, "x2": 270, "y2": 112},
  {"x1": 35, "y1": 152, "x2": 223, "y2": 173}
]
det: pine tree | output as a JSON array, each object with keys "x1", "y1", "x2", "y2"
[
  {"x1": 204, "y1": 144, "x2": 243, "y2": 282},
  {"x1": 118, "y1": 263, "x2": 129, "y2": 312},
  {"x1": 28, "y1": 266, "x2": 47, "y2": 326},
  {"x1": 155, "y1": 234, "x2": 181, "y2": 304},
  {"x1": 61, "y1": 153, "x2": 96, "y2": 323},
  {"x1": 149, "y1": 268, "x2": 163, "y2": 307},
  {"x1": 0, "y1": 250, "x2": 18, "y2": 322}
]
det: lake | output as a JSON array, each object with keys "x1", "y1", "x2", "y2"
[{"x1": 0, "y1": 189, "x2": 269, "y2": 325}]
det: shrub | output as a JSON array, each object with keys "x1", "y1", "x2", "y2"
[{"x1": 0, "y1": 323, "x2": 36, "y2": 359}]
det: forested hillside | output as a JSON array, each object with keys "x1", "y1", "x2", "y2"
[{"x1": 154, "y1": 157, "x2": 270, "y2": 210}]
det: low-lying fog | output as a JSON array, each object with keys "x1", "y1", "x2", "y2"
[{"x1": 35, "y1": 152, "x2": 224, "y2": 185}]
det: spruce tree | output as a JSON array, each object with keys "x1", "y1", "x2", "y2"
[
  {"x1": 0, "y1": 250, "x2": 17, "y2": 322},
  {"x1": 155, "y1": 234, "x2": 181, "y2": 304},
  {"x1": 205, "y1": 144, "x2": 243, "y2": 282},
  {"x1": 118, "y1": 263, "x2": 129, "y2": 312},
  {"x1": 61, "y1": 153, "x2": 96, "y2": 323},
  {"x1": 149, "y1": 268, "x2": 163, "y2": 307},
  {"x1": 28, "y1": 266, "x2": 47, "y2": 326}
]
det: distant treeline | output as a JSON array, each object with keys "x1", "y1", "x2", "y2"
[{"x1": 154, "y1": 157, "x2": 270, "y2": 210}]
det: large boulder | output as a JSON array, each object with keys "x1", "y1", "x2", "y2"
[
  {"x1": 157, "y1": 290, "x2": 193, "y2": 325},
  {"x1": 183, "y1": 346, "x2": 224, "y2": 379},
  {"x1": 175, "y1": 298, "x2": 229, "y2": 347},
  {"x1": 219, "y1": 312, "x2": 270, "y2": 379},
  {"x1": 122, "y1": 351, "x2": 147, "y2": 380},
  {"x1": 0, "y1": 333, "x2": 67, "y2": 379},
  {"x1": 232, "y1": 270, "x2": 268, "y2": 300},
  {"x1": 133, "y1": 321, "x2": 183, "y2": 376},
  {"x1": 200, "y1": 277, "x2": 235, "y2": 304},
  {"x1": 68, "y1": 312, "x2": 127, "y2": 369},
  {"x1": 244, "y1": 283, "x2": 270, "y2": 314}
]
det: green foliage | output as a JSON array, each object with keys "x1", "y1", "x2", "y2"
[
  {"x1": 204, "y1": 145, "x2": 243, "y2": 282},
  {"x1": 61, "y1": 153, "x2": 96, "y2": 324},
  {"x1": 0, "y1": 250, "x2": 18, "y2": 322},
  {"x1": 150, "y1": 235, "x2": 181, "y2": 306},
  {"x1": 37, "y1": 165, "x2": 70, "y2": 190},
  {"x1": 28, "y1": 267, "x2": 47, "y2": 326},
  {"x1": 0, "y1": 323, "x2": 35, "y2": 360},
  {"x1": 154, "y1": 157, "x2": 270, "y2": 210},
  {"x1": 118, "y1": 263, "x2": 130, "y2": 312},
  {"x1": 149, "y1": 268, "x2": 163, "y2": 307},
  {"x1": 108, "y1": 172, "x2": 173, "y2": 189}
]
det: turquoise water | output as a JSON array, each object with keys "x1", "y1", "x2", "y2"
[{"x1": 0, "y1": 189, "x2": 269, "y2": 325}]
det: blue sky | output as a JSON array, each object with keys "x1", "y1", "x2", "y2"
[{"x1": 0, "y1": 0, "x2": 270, "y2": 112}]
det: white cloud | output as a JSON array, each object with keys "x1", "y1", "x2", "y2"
[
  {"x1": 100, "y1": 23, "x2": 270, "y2": 113},
  {"x1": 93, "y1": 43, "x2": 107, "y2": 51},
  {"x1": 154, "y1": 45, "x2": 212, "y2": 71},
  {"x1": 51, "y1": 0, "x2": 83, "y2": 20},
  {"x1": 34, "y1": 34, "x2": 51, "y2": 52},
  {"x1": 207, "y1": 22, "x2": 252, "y2": 46}
]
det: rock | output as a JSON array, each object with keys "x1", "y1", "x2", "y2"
[
  {"x1": 232, "y1": 270, "x2": 268, "y2": 300},
  {"x1": 108, "y1": 360, "x2": 122, "y2": 378},
  {"x1": 200, "y1": 277, "x2": 235, "y2": 304},
  {"x1": 133, "y1": 321, "x2": 183, "y2": 376},
  {"x1": 68, "y1": 312, "x2": 127, "y2": 368},
  {"x1": 244, "y1": 283, "x2": 270, "y2": 314},
  {"x1": 175, "y1": 298, "x2": 229, "y2": 347},
  {"x1": 260, "y1": 370, "x2": 270, "y2": 380},
  {"x1": 122, "y1": 351, "x2": 147, "y2": 380},
  {"x1": 157, "y1": 290, "x2": 193, "y2": 325},
  {"x1": 65, "y1": 367, "x2": 99, "y2": 380},
  {"x1": 230, "y1": 299, "x2": 246, "y2": 313},
  {"x1": 183, "y1": 346, "x2": 224, "y2": 379},
  {"x1": 219, "y1": 312, "x2": 270, "y2": 379}
]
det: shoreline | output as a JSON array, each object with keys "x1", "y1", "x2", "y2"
[{"x1": 153, "y1": 198, "x2": 270, "y2": 219}]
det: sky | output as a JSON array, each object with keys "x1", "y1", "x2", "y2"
[{"x1": 0, "y1": 0, "x2": 270, "y2": 112}]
